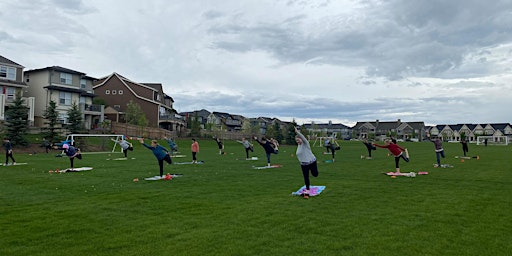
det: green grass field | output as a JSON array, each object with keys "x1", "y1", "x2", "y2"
[{"x1": 1, "y1": 139, "x2": 511, "y2": 256}]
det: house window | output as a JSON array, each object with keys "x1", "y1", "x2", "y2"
[
  {"x1": 79, "y1": 96, "x2": 86, "y2": 104},
  {"x1": 57, "y1": 112, "x2": 68, "y2": 124},
  {"x1": 6, "y1": 87, "x2": 16, "y2": 100},
  {"x1": 118, "y1": 90, "x2": 123, "y2": 95},
  {"x1": 112, "y1": 90, "x2": 117, "y2": 95},
  {"x1": 60, "y1": 73, "x2": 72, "y2": 85},
  {"x1": 80, "y1": 79, "x2": 86, "y2": 89},
  {"x1": 105, "y1": 90, "x2": 110, "y2": 95},
  {"x1": 0, "y1": 66, "x2": 16, "y2": 80},
  {"x1": 59, "y1": 92, "x2": 72, "y2": 105}
]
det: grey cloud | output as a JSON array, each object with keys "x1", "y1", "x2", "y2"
[
  {"x1": 206, "y1": 0, "x2": 512, "y2": 80},
  {"x1": 0, "y1": 31, "x2": 14, "y2": 42},
  {"x1": 202, "y1": 10, "x2": 225, "y2": 20},
  {"x1": 50, "y1": 0, "x2": 95, "y2": 14}
]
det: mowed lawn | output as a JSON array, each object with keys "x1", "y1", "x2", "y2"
[{"x1": 1, "y1": 138, "x2": 511, "y2": 256}]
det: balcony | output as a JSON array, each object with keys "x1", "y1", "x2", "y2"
[{"x1": 80, "y1": 103, "x2": 104, "y2": 115}]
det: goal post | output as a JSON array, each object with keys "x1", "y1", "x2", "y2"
[
  {"x1": 64, "y1": 134, "x2": 127, "y2": 153},
  {"x1": 476, "y1": 136, "x2": 509, "y2": 146}
]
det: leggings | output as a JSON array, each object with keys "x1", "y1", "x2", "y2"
[
  {"x1": 394, "y1": 153, "x2": 409, "y2": 168},
  {"x1": 436, "y1": 150, "x2": 445, "y2": 165},
  {"x1": 265, "y1": 150, "x2": 278, "y2": 164},
  {"x1": 192, "y1": 152, "x2": 197, "y2": 161},
  {"x1": 69, "y1": 154, "x2": 82, "y2": 168},
  {"x1": 5, "y1": 151, "x2": 15, "y2": 164},
  {"x1": 301, "y1": 161, "x2": 319, "y2": 190},
  {"x1": 462, "y1": 145, "x2": 469, "y2": 156},
  {"x1": 245, "y1": 147, "x2": 253, "y2": 159},
  {"x1": 158, "y1": 155, "x2": 173, "y2": 177}
]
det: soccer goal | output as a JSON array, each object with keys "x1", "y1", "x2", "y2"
[
  {"x1": 476, "y1": 136, "x2": 509, "y2": 146},
  {"x1": 64, "y1": 134, "x2": 127, "y2": 153}
]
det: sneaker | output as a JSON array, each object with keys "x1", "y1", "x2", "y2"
[{"x1": 13, "y1": 162, "x2": 16, "y2": 165}]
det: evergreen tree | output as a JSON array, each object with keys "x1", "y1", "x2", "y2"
[
  {"x1": 285, "y1": 120, "x2": 298, "y2": 144},
  {"x1": 42, "y1": 100, "x2": 59, "y2": 143},
  {"x1": 4, "y1": 92, "x2": 29, "y2": 146},
  {"x1": 190, "y1": 112, "x2": 201, "y2": 137},
  {"x1": 273, "y1": 122, "x2": 284, "y2": 143},
  {"x1": 265, "y1": 123, "x2": 276, "y2": 139},
  {"x1": 66, "y1": 102, "x2": 83, "y2": 134}
]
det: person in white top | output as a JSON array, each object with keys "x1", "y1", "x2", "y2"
[{"x1": 294, "y1": 127, "x2": 319, "y2": 199}]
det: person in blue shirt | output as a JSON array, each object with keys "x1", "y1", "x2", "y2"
[
  {"x1": 62, "y1": 143, "x2": 82, "y2": 170},
  {"x1": 140, "y1": 138, "x2": 172, "y2": 177},
  {"x1": 164, "y1": 137, "x2": 178, "y2": 155}
]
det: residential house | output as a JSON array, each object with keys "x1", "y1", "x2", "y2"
[
  {"x1": 0, "y1": 55, "x2": 35, "y2": 125},
  {"x1": 352, "y1": 119, "x2": 426, "y2": 141},
  {"x1": 142, "y1": 83, "x2": 184, "y2": 132},
  {"x1": 207, "y1": 111, "x2": 243, "y2": 131},
  {"x1": 303, "y1": 121, "x2": 351, "y2": 139},
  {"x1": 179, "y1": 109, "x2": 211, "y2": 129},
  {"x1": 427, "y1": 123, "x2": 512, "y2": 141},
  {"x1": 249, "y1": 117, "x2": 273, "y2": 135},
  {"x1": 248, "y1": 117, "x2": 289, "y2": 136},
  {"x1": 24, "y1": 66, "x2": 101, "y2": 129},
  {"x1": 93, "y1": 73, "x2": 183, "y2": 131}
]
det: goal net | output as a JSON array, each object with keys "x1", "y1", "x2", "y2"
[
  {"x1": 63, "y1": 134, "x2": 128, "y2": 153},
  {"x1": 476, "y1": 136, "x2": 509, "y2": 146}
]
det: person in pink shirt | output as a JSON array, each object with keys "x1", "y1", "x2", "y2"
[
  {"x1": 191, "y1": 138, "x2": 200, "y2": 163},
  {"x1": 373, "y1": 139, "x2": 409, "y2": 173}
]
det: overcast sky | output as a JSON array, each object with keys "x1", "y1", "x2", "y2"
[{"x1": 1, "y1": 0, "x2": 511, "y2": 126}]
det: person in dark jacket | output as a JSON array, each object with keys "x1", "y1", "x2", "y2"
[
  {"x1": 254, "y1": 136, "x2": 279, "y2": 167},
  {"x1": 3, "y1": 137, "x2": 16, "y2": 166}
]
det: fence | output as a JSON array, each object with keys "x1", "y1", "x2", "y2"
[{"x1": 109, "y1": 122, "x2": 178, "y2": 139}]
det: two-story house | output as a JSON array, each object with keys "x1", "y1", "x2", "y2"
[
  {"x1": 0, "y1": 55, "x2": 35, "y2": 125},
  {"x1": 303, "y1": 121, "x2": 352, "y2": 139},
  {"x1": 93, "y1": 73, "x2": 181, "y2": 130},
  {"x1": 207, "y1": 111, "x2": 243, "y2": 131},
  {"x1": 427, "y1": 123, "x2": 512, "y2": 142},
  {"x1": 352, "y1": 119, "x2": 426, "y2": 141},
  {"x1": 179, "y1": 109, "x2": 211, "y2": 129},
  {"x1": 24, "y1": 66, "x2": 103, "y2": 130}
]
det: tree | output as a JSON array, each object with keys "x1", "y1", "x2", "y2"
[
  {"x1": 268, "y1": 122, "x2": 284, "y2": 143},
  {"x1": 66, "y1": 102, "x2": 83, "y2": 134},
  {"x1": 4, "y1": 92, "x2": 29, "y2": 146},
  {"x1": 241, "y1": 119, "x2": 252, "y2": 136},
  {"x1": 125, "y1": 100, "x2": 148, "y2": 136},
  {"x1": 190, "y1": 112, "x2": 201, "y2": 137},
  {"x1": 125, "y1": 100, "x2": 145, "y2": 125},
  {"x1": 265, "y1": 123, "x2": 276, "y2": 139},
  {"x1": 285, "y1": 120, "x2": 298, "y2": 144},
  {"x1": 42, "y1": 100, "x2": 59, "y2": 143},
  {"x1": 92, "y1": 97, "x2": 107, "y2": 107}
]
